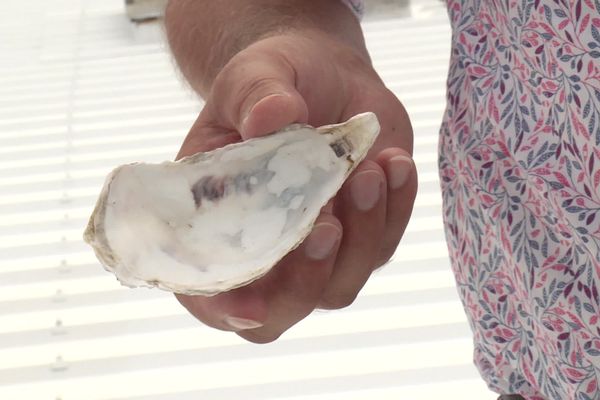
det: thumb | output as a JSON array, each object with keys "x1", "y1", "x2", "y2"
[{"x1": 208, "y1": 55, "x2": 309, "y2": 139}]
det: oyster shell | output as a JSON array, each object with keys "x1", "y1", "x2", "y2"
[{"x1": 84, "y1": 112, "x2": 380, "y2": 295}]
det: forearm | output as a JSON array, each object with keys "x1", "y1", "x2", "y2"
[{"x1": 164, "y1": 0, "x2": 368, "y2": 97}]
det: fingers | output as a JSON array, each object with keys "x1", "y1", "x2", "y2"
[
  {"x1": 175, "y1": 285, "x2": 268, "y2": 332},
  {"x1": 238, "y1": 214, "x2": 342, "y2": 343},
  {"x1": 176, "y1": 47, "x2": 310, "y2": 159},
  {"x1": 316, "y1": 150, "x2": 416, "y2": 309},
  {"x1": 319, "y1": 160, "x2": 387, "y2": 309},
  {"x1": 375, "y1": 148, "x2": 418, "y2": 266},
  {"x1": 176, "y1": 153, "x2": 416, "y2": 338},
  {"x1": 207, "y1": 51, "x2": 308, "y2": 139},
  {"x1": 175, "y1": 213, "x2": 342, "y2": 343},
  {"x1": 176, "y1": 110, "x2": 242, "y2": 159}
]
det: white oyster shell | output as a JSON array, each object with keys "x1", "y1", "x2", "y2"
[{"x1": 84, "y1": 112, "x2": 380, "y2": 295}]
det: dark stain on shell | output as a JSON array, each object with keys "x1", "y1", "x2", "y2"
[
  {"x1": 191, "y1": 171, "x2": 273, "y2": 208},
  {"x1": 192, "y1": 176, "x2": 226, "y2": 207},
  {"x1": 330, "y1": 138, "x2": 353, "y2": 158}
]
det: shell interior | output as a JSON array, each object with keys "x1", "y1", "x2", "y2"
[{"x1": 84, "y1": 112, "x2": 380, "y2": 295}]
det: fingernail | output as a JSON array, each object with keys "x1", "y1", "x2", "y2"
[
  {"x1": 223, "y1": 316, "x2": 264, "y2": 331},
  {"x1": 350, "y1": 170, "x2": 383, "y2": 211},
  {"x1": 241, "y1": 93, "x2": 287, "y2": 134},
  {"x1": 388, "y1": 155, "x2": 413, "y2": 189},
  {"x1": 305, "y1": 222, "x2": 342, "y2": 260}
]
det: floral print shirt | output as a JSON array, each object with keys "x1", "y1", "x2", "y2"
[
  {"x1": 342, "y1": 0, "x2": 600, "y2": 399},
  {"x1": 439, "y1": 1, "x2": 600, "y2": 399}
]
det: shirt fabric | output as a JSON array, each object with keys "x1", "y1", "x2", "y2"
[
  {"x1": 441, "y1": 1, "x2": 600, "y2": 399},
  {"x1": 342, "y1": 1, "x2": 600, "y2": 399}
]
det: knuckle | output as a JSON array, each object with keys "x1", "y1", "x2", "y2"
[
  {"x1": 320, "y1": 291, "x2": 358, "y2": 310},
  {"x1": 238, "y1": 330, "x2": 282, "y2": 344},
  {"x1": 375, "y1": 255, "x2": 393, "y2": 271},
  {"x1": 214, "y1": 71, "x2": 282, "y2": 124},
  {"x1": 377, "y1": 247, "x2": 397, "y2": 267}
]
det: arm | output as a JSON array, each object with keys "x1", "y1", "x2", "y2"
[{"x1": 164, "y1": 0, "x2": 369, "y2": 97}]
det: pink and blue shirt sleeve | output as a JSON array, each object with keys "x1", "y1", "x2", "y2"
[{"x1": 335, "y1": 0, "x2": 600, "y2": 398}]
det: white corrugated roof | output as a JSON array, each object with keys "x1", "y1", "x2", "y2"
[{"x1": 0, "y1": 0, "x2": 496, "y2": 399}]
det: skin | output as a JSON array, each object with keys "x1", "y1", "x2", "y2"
[{"x1": 164, "y1": 0, "x2": 417, "y2": 343}]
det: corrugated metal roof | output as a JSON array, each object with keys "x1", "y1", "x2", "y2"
[{"x1": 0, "y1": 0, "x2": 496, "y2": 398}]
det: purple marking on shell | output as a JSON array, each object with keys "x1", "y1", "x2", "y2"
[
  {"x1": 191, "y1": 171, "x2": 275, "y2": 208},
  {"x1": 191, "y1": 176, "x2": 226, "y2": 207}
]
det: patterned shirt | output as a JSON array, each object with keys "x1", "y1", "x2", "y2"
[
  {"x1": 342, "y1": 1, "x2": 600, "y2": 399},
  {"x1": 440, "y1": 1, "x2": 600, "y2": 399}
]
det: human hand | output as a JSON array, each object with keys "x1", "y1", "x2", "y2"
[{"x1": 174, "y1": 30, "x2": 417, "y2": 343}]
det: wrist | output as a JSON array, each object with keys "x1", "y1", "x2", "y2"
[{"x1": 164, "y1": 0, "x2": 368, "y2": 97}]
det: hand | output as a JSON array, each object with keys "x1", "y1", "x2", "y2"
[{"x1": 174, "y1": 30, "x2": 417, "y2": 343}]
